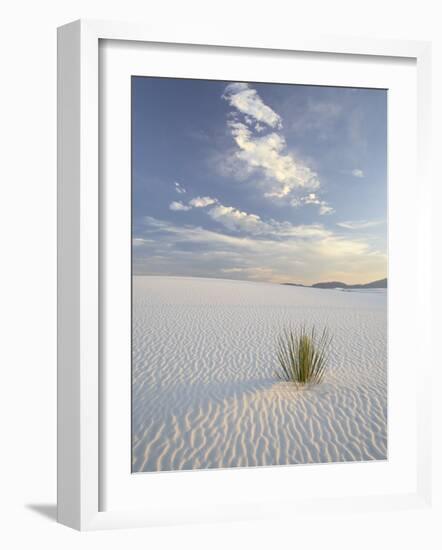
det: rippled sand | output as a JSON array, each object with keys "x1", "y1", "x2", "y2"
[{"x1": 132, "y1": 276, "x2": 387, "y2": 472}]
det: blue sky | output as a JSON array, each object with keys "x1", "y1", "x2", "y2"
[{"x1": 132, "y1": 77, "x2": 387, "y2": 285}]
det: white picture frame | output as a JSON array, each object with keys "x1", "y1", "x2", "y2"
[{"x1": 57, "y1": 19, "x2": 432, "y2": 531}]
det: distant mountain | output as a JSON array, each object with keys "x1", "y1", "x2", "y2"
[{"x1": 283, "y1": 278, "x2": 387, "y2": 290}]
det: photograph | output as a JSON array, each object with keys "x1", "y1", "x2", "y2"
[{"x1": 131, "y1": 76, "x2": 388, "y2": 473}]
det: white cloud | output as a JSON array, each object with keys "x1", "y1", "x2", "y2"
[
  {"x1": 291, "y1": 193, "x2": 334, "y2": 216},
  {"x1": 351, "y1": 169, "x2": 364, "y2": 178},
  {"x1": 227, "y1": 120, "x2": 320, "y2": 198},
  {"x1": 336, "y1": 220, "x2": 383, "y2": 230},
  {"x1": 207, "y1": 204, "x2": 264, "y2": 234},
  {"x1": 169, "y1": 196, "x2": 218, "y2": 211},
  {"x1": 188, "y1": 196, "x2": 217, "y2": 208},
  {"x1": 318, "y1": 203, "x2": 334, "y2": 215},
  {"x1": 304, "y1": 193, "x2": 319, "y2": 203},
  {"x1": 169, "y1": 192, "x2": 332, "y2": 235},
  {"x1": 223, "y1": 83, "x2": 282, "y2": 129},
  {"x1": 207, "y1": 202, "x2": 330, "y2": 239},
  {"x1": 169, "y1": 201, "x2": 191, "y2": 211},
  {"x1": 174, "y1": 181, "x2": 186, "y2": 194},
  {"x1": 222, "y1": 84, "x2": 330, "y2": 207}
]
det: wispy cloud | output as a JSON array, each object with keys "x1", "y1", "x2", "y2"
[
  {"x1": 170, "y1": 194, "x2": 330, "y2": 237},
  {"x1": 169, "y1": 201, "x2": 191, "y2": 211},
  {"x1": 141, "y1": 216, "x2": 252, "y2": 248},
  {"x1": 318, "y1": 204, "x2": 334, "y2": 215},
  {"x1": 336, "y1": 219, "x2": 383, "y2": 230},
  {"x1": 132, "y1": 237, "x2": 154, "y2": 246},
  {"x1": 134, "y1": 214, "x2": 386, "y2": 284},
  {"x1": 291, "y1": 193, "x2": 334, "y2": 216},
  {"x1": 351, "y1": 169, "x2": 364, "y2": 178},
  {"x1": 207, "y1": 203, "x2": 329, "y2": 238},
  {"x1": 174, "y1": 181, "x2": 187, "y2": 194},
  {"x1": 223, "y1": 83, "x2": 282, "y2": 129}
]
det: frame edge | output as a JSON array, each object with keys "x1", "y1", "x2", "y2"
[{"x1": 57, "y1": 19, "x2": 82, "y2": 531}]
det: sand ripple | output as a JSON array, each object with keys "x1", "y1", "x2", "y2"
[{"x1": 132, "y1": 276, "x2": 387, "y2": 472}]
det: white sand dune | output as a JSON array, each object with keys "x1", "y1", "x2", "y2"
[{"x1": 132, "y1": 276, "x2": 387, "y2": 472}]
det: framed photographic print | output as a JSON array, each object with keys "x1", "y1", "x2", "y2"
[
  {"x1": 57, "y1": 20, "x2": 432, "y2": 530},
  {"x1": 130, "y1": 76, "x2": 388, "y2": 473}
]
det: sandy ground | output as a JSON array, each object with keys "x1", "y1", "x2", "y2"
[{"x1": 132, "y1": 276, "x2": 387, "y2": 472}]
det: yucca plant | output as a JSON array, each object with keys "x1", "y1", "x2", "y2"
[{"x1": 275, "y1": 326, "x2": 332, "y2": 387}]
